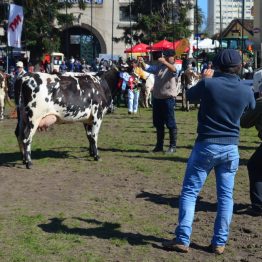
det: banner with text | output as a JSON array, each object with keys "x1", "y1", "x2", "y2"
[{"x1": 7, "y1": 4, "x2": 24, "y2": 48}]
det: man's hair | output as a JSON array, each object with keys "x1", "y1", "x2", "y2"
[{"x1": 219, "y1": 65, "x2": 241, "y2": 75}]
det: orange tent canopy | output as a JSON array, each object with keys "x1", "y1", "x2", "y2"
[{"x1": 173, "y1": 40, "x2": 190, "y2": 53}]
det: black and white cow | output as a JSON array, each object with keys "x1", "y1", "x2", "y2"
[{"x1": 14, "y1": 70, "x2": 117, "y2": 169}]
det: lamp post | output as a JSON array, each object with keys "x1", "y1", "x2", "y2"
[
  {"x1": 219, "y1": 0, "x2": 222, "y2": 49},
  {"x1": 172, "y1": 0, "x2": 175, "y2": 50},
  {"x1": 129, "y1": 0, "x2": 133, "y2": 59},
  {"x1": 196, "y1": 0, "x2": 199, "y2": 72},
  {"x1": 91, "y1": 0, "x2": 94, "y2": 60},
  {"x1": 241, "y1": 0, "x2": 245, "y2": 78},
  {"x1": 149, "y1": 0, "x2": 152, "y2": 61}
]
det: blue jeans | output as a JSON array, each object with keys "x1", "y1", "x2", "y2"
[
  {"x1": 128, "y1": 89, "x2": 140, "y2": 113},
  {"x1": 175, "y1": 141, "x2": 239, "y2": 247}
]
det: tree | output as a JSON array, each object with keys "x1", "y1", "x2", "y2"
[
  {"x1": 115, "y1": 0, "x2": 204, "y2": 45},
  {"x1": 12, "y1": 0, "x2": 86, "y2": 62}
]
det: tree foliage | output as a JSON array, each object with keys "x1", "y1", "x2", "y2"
[
  {"x1": 115, "y1": 0, "x2": 204, "y2": 45},
  {"x1": 12, "y1": 0, "x2": 86, "y2": 61}
]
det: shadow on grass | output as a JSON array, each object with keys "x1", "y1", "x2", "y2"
[
  {"x1": 99, "y1": 147, "x2": 149, "y2": 154},
  {"x1": 133, "y1": 155, "x2": 188, "y2": 163},
  {"x1": 239, "y1": 145, "x2": 258, "y2": 150},
  {"x1": 0, "y1": 149, "x2": 71, "y2": 167},
  {"x1": 38, "y1": 217, "x2": 165, "y2": 246},
  {"x1": 136, "y1": 191, "x2": 250, "y2": 214},
  {"x1": 239, "y1": 158, "x2": 249, "y2": 166}
]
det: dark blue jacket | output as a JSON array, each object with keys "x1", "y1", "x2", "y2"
[{"x1": 187, "y1": 71, "x2": 256, "y2": 144}]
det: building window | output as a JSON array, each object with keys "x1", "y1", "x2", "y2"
[{"x1": 119, "y1": 6, "x2": 136, "y2": 22}]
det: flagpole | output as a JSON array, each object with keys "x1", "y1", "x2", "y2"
[
  {"x1": 66, "y1": 0, "x2": 69, "y2": 59},
  {"x1": 111, "y1": 0, "x2": 114, "y2": 61},
  {"x1": 149, "y1": 0, "x2": 152, "y2": 61},
  {"x1": 6, "y1": 3, "x2": 9, "y2": 72}
]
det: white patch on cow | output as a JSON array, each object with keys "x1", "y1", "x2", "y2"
[
  {"x1": 96, "y1": 91, "x2": 99, "y2": 95},
  {"x1": 92, "y1": 88, "x2": 95, "y2": 93},
  {"x1": 88, "y1": 93, "x2": 91, "y2": 97}
]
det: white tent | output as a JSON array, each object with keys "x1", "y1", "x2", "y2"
[{"x1": 193, "y1": 38, "x2": 220, "y2": 49}]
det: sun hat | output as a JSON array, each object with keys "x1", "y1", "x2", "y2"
[
  {"x1": 16, "y1": 61, "x2": 24, "y2": 68},
  {"x1": 213, "y1": 49, "x2": 241, "y2": 68},
  {"x1": 121, "y1": 63, "x2": 129, "y2": 68}
]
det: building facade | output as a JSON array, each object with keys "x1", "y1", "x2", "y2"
[
  {"x1": 252, "y1": 0, "x2": 262, "y2": 66},
  {"x1": 58, "y1": 0, "x2": 133, "y2": 63},
  {"x1": 207, "y1": 0, "x2": 254, "y2": 36}
]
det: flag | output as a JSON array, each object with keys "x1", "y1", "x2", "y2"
[{"x1": 7, "y1": 4, "x2": 24, "y2": 48}]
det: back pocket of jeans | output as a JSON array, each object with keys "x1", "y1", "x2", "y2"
[{"x1": 226, "y1": 158, "x2": 239, "y2": 172}]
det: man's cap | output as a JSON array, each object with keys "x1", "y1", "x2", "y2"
[
  {"x1": 163, "y1": 49, "x2": 175, "y2": 57},
  {"x1": 16, "y1": 61, "x2": 24, "y2": 68},
  {"x1": 213, "y1": 49, "x2": 241, "y2": 68}
]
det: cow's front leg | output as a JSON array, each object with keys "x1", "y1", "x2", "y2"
[
  {"x1": 22, "y1": 119, "x2": 39, "y2": 169},
  {"x1": 23, "y1": 141, "x2": 32, "y2": 169}
]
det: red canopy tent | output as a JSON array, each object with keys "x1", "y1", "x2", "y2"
[
  {"x1": 124, "y1": 43, "x2": 149, "y2": 53},
  {"x1": 147, "y1": 39, "x2": 174, "y2": 51}
]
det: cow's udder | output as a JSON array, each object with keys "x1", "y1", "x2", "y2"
[{"x1": 38, "y1": 115, "x2": 57, "y2": 131}]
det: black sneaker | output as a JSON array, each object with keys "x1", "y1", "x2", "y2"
[
  {"x1": 247, "y1": 205, "x2": 262, "y2": 216},
  {"x1": 152, "y1": 146, "x2": 163, "y2": 152},
  {"x1": 166, "y1": 146, "x2": 176, "y2": 154}
]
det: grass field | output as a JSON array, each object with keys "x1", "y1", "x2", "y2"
[{"x1": 0, "y1": 105, "x2": 261, "y2": 262}]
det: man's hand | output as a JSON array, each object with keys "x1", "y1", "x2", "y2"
[
  {"x1": 202, "y1": 69, "x2": 214, "y2": 78},
  {"x1": 158, "y1": 57, "x2": 167, "y2": 65}
]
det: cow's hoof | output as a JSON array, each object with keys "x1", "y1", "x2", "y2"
[
  {"x1": 94, "y1": 156, "x2": 101, "y2": 161},
  {"x1": 23, "y1": 160, "x2": 26, "y2": 165},
  {"x1": 26, "y1": 162, "x2": 32, "y2": 169}
]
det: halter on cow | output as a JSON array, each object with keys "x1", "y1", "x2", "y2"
[{"x1": 14, "y1": 70, "x2": 116, "y2": 169}]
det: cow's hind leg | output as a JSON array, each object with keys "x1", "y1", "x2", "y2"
[
  {"x1": 0, "y1": 106, "x2": 3, "y2": 120},
  {"x1": 84, "y1": 123, "x2": 96, "y2": 157},
  {"x1": 84, "y1": 117, "x2": 103, "y2": 161},
  {"x1": 0, "y1": 96, "x2": 4, "y2": 120},
  {"x1": 15, "y1": 121, "x2": 25, "y2": 164}
]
